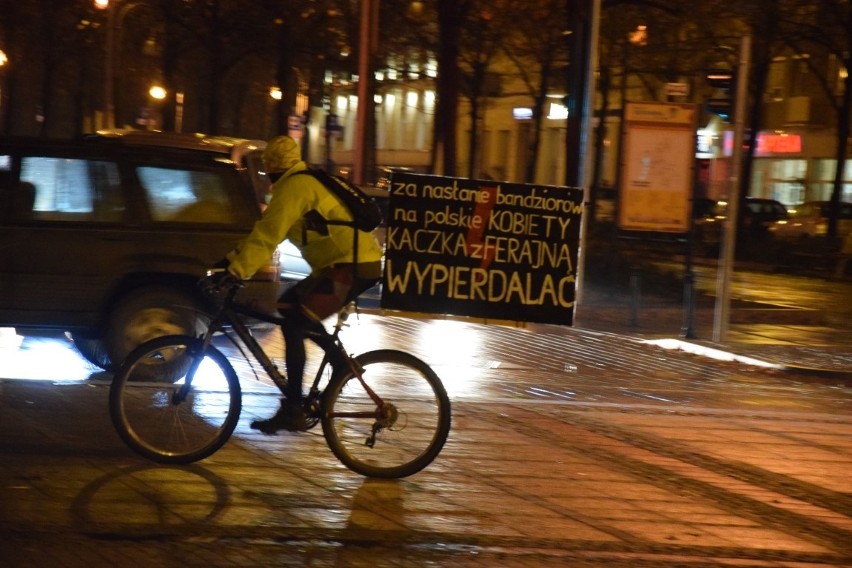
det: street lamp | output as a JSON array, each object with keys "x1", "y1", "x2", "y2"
[
  {"x1": 148, "y1": 85, "x2": 166, "y2": 100},
  {"x1": 146, "y1": 84, "x2": 166, "y2": 130}
]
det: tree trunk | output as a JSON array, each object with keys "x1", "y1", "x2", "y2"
[
  {"x1": 274, "y1": 22, "x2": 295, "y2": 137},
  {"x1": 589, "y1": 64, "x2": 612, "y2": 224},
  {"x1": 828, "y1": 60, "x2": 851, "y2": 238},
  {"x1": 434, "y1": 0, "x2": 467, "y2": 176},
  {"x1": 38, "y1": 3, "x2": 57, "y2": 137},
  {"x1": 740, "y1": 13, "x2": 777, "y2": 230},
  {"x1": 525, "y1": 54, "x2": 552, "y2": 184},
  {"x1": 466, "y1": 62, "x2": 484, "y2": 179},
  {"x1": 204, "y1": 0, "x2": 223, "y2": 134},
  {"x1": 157, "y1": 4, "x2": 183, "y2": 133}
]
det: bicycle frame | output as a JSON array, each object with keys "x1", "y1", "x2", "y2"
[
  {"x1": 191, "y1": 286, "x2": 385, "y2": 417},
  {"x1": 111, "y1": 281, "x2": 451, "y2": 475}
]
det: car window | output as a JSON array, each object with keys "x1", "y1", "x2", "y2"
[
  {"x1": 749, "y1": 201, "x2": 785, "y2": 220},
  {"x1": 19, "y1": 156, "x2": 124, "y2": 222},
  {"x1": 138, "y1": 166, "x2": 237, "y2": 224},
  {"x1": 242, "y1": 149, "x2": 271, "y2": 205}
]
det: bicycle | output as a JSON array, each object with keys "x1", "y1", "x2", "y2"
[{"x1": 109, "y1": 277, "x2": 452, "y2": 479}]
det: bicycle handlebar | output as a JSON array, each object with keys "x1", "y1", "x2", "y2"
[
  {"x1": 199, "y1": 269, "x2": 244, "y2": 300},
  {"x1": 199, "y1": 269, "x2": 358, "y2": 332}
]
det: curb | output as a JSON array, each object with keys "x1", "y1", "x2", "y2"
[
  {"x1": 643, "y1": 338, "x2": 852, "y2": 382},
  {"x1": 773, "y1": 364, "x2": 852, "y2": 380}
]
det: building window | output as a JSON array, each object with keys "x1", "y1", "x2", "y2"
[{"x1": 813, "y1": 159, "x2": 852, "y2": 202}]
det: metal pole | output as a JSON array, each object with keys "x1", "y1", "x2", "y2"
[
  {"x1": 713, "y1": 35, "x2": 751, "y2": 343},
  {"x1": 175, "y1": 92, "x2": 184, "y2": 133},
  {"x1": 629, "y1": 266, "x2": 641, "y2": 328},
  {"x1": 572, "y1": 0, "x2": 601, "y2": 310},
  {"x1": 681, "y1": 257, "x2": 696, "y2": 337},
  {"x1": 352, "y1": 0, "x2": 374, "y2": 184},
  {"x1": 0, "y1": 50, "x2": 7, "y2": 134},
  {"x1": 681, "y1": 129, "x2": 702, "y2": 339}
]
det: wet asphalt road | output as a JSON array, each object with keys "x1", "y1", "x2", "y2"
[
  {"x1": 1, "y1": 304, "x2": 851, "y2": 567},
  {"x1": 1, "y1": 264, "x2": 851, "y2": 566}
]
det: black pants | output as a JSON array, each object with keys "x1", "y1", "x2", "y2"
[{"x1": 278, "y1": 262, "x2": 381, "y2": 402}]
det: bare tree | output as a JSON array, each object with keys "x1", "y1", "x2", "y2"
[
  {"x1": 781, "y1": 0, "x2": 851, "y2": 238},
  {"x1": 499, "y1": 0, "x2": 567, "y2": 183},
  {"x1": 458, "y1": 7, "x2": 502, "y2": 179}
]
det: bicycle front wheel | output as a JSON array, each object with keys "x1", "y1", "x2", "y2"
[
  {"x1": 321, "y1": 349, "x2": 451, "y2": 478},
  {"x1": 110, "y1": 335, "x2": 241, "y2": 464}
]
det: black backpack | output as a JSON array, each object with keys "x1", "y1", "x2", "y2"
[{"x1": 294, "y1": 169, "x2": 383, "y2": 232}]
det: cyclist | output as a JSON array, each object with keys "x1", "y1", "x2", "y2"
[{"x1": 212, "y1": 135, "x2": 383, "y2": 433}]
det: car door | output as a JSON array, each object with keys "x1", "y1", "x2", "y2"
[
  {"x1": 128, "y1": 158, "x2": 256, "y2": 264},
  {"x1": 0, "y1": 145, "x2": 130, "y2": 328},
  {"x1": 0, "y1": 151, "x2": 24, "y2": 309}
]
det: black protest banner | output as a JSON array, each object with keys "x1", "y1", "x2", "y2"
[{"x1": 380, "y1": 173, "x2": 583, "y2": 325}]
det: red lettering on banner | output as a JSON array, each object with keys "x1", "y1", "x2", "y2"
[{"x1": 465, "y1": 185, "x2": 498, "y2": 269}]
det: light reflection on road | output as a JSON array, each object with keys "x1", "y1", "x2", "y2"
[
  {"x1": 0, "y1": 329, "x2": 94, "y2": 381},
  {"x1": 2, "y1": 314, "x2": 850, "y2": 416}
]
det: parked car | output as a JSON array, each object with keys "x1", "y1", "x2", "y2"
[
  {"x1": 0, "y1": 130, "x2": 281, "y2": 379},
  {"x1": 769, "y1": 201, "x2": 852, "y2": 241},
  {"x1": 692, "y1": 197, "x2": 789, "y2": 250},
  {"x1": 741, "y1": 197, "x2": 788, "y2": 235}
]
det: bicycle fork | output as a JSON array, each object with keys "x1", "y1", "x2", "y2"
[{"x1": 171, "y1": 324, "x2": 221, "y2": 405}]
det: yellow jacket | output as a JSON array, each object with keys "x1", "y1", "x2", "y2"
[{"x1": 227, "y1": 161, "x2": 383, "y2": 279}]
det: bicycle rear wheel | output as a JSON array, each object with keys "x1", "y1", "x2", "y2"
[
  {"x1": 110, "y1": 335, "x2": 241, "y2": 464},
  {"x1": 321, "y1": 349, "x2": 451, "y2": 478}
]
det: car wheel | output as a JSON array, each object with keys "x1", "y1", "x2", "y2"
[
  {"x1": 69, "y1": 332, "x2": 113, "y2": 371},
  {"x1": 105, "y1": 287, "x2": 208, "y2": 382}
]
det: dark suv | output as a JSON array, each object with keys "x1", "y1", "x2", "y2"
[{"x1": 0, "y1": 130, "x2": 280, "y2": 379}]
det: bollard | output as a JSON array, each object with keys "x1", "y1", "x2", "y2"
[
  {"x1": 681, "y1": 269, "x2": 696, "y2": 338},
  {"x1": 629, "y1": 267, "x2": 641, "y2": 328}
]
